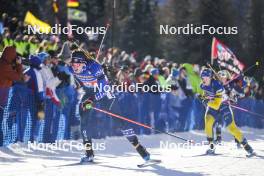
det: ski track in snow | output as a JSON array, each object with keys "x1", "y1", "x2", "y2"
[{"x1": 0, "y1": 127, "x2": 263, "y2": 176}]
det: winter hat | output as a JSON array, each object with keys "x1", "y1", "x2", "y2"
[
  {"x1": 200, "y1": 68, "x2": 213, "y2": 78},
  {"x1": 143, "y1": 64, "x2": 154, "y2": 73},
  {"x1": 71, "y1": 50, "x2": 87, "y2": 63},
  {"x1": 171, "y1": 68, "x2": 179, "y2": 77},
  {"x1": 144, "y1": 55, "x2": 151, "y2": 62},
  {"x1": 134, "y1": 68, "x2": 143, "y2": 78},
  {"x1": 37, "y1": 52, "x2": 50, "y2": 63},
  {"x1": 150, "y1": 68, "x2": 159, "y2": 76},
  {"x1": 29, "y1": 55, "x2": 42, "y2": 69}
]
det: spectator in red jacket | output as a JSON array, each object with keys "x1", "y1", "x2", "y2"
[{"x1": 0, "y1": 46, "x2": 22, "y2": 88}]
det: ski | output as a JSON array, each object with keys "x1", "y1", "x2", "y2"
[
  {"x1": 246, "y1": 153, "x2": 264, "y2": 159},
  {"x1": 182, "y1": 153, "x2": 222, "y2": 158},
  {"x1": 137, "y1": 159, "x2": 161, "y2": 168}
]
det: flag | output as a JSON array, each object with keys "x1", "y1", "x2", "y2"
[
  {"x1": 24, "y1": 11, "x2": 51, "y2": 33},
  {"x1": 211, "y1": 37, "x2": 244, "y2": 74},
  {"x1": 68, "y1": 8, "x2": 87, "y2": 23},
  {"x1": 67, "y1": 0, "x2": 79, "y2": 7},
  {"x1": 52, "y1": 0, "x2": 59, "y2": 13}
]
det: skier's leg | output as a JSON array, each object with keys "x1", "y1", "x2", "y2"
[
  {"x1": 223, "y1": 105, "x2": 254, "y2": 154},
  {"x1": 204, "y1": 108, "x2": 216, "y2": 153},
  {"x1": 215, "y1": 110, "x2": 223, "y2": 144},
  {"x1": 205, "y1": 114, "x2": 215, "y2": 141},
  {"x1": 79, "y1": 105, "x2": 95, "y2": 162},
  {"x1": 103, "y1": 97, "x2": 151, "y2": 161},
  {"x1": 121, "y1": 128, "x2": 150, "y2": 161},
  {"x1": 79, "y1": 89, "x2": 96, "y2": 162},
  {"x1": 215, "y1": 123, "x2": 222, "y2": 143},
  {"x1": 234, "y1": 138, "x2": 241, "y2": 148}
]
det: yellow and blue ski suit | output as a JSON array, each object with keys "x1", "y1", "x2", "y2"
[{"x1": 200, "y1": 79, "x2": 243, "y2": 143}]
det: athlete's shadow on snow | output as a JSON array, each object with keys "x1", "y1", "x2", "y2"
[
  {"x1": 151, "y1": 165, "x2": 203, "y2": 176},
  {"x1": 0, "y1": 156, "x2": 26, "y2": 164},
  {"x1": 185, "y1": 153, "x2": 264, "y2": 160},
  {"x1": 0, "y1": 146, "x2": 82, "y2": 162},
  {"x1": 216, "y1": 154, "x2": 264, "y2": 160},
  {"x1": 98, "y1": 164, "x2": 202, "y2": 176}
]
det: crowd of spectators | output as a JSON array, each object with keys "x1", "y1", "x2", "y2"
[
  {"x1": 1, "y1": 13, "x2": 263, "y2": 100},
  {"x1": 0, "y1": 13, "x2": 263, "y2": 144}
]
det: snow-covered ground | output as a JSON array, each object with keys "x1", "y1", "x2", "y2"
[{"x1": 0, "y1": 127, "x2": 263, "y2": 176}]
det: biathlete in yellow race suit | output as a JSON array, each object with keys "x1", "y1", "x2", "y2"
[{"x1": 199, "y1": 68, "x2": 255, "y2": 156}]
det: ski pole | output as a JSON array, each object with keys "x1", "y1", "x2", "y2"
[
  {"x1": 96, "y1": 23, "x2": 110, "y2": 61},
  {"x1": 207, "y1": 62, "x2": 259, "y2": 86},
  {"x1": 207, "y1": 63, "x2": 221, "y2": 80},
  {"x1": 92, "y1": 106, "x2": 194, "y2": 143},
  {"x1": 198, "y1": 95, "x2": 264, "y2": 119},
  {"x1": 224, "y1": 62, "x2": 258, "y2": 85},
  {"x1": 227, "y1": 103, "x2": 264, "y2": 119},
  {"x1": 72, "y1": 40, "x2": 96, "y2": 61}
]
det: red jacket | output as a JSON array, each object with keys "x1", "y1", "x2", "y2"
[{"x1": 0, "y1": 46, "x2": 23, "y2": 88}]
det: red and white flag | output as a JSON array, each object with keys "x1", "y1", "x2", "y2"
[{"x1": 211, "y1": 37, "x2": 244, "y2": 74}]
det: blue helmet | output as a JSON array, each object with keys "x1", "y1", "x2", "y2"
[{"x1": 200, "y1": 68, "x2": 213, "y2": 78}]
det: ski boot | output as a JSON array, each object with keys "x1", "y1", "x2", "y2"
[
  {"x1": 80, "y1": 154, "x2": 94, "y2": 163},
  {"x1": 206, "y1": 138, "x2": 216, "y2": 155},
  {"x1": 241, "y1": 138, "x2": 256, "y2": 157},
  {"x1": 81, "y1": 140, "x2": 94, "y2": 163},
  {"x1": 214, "y1": 135, "x2": 222, "y2": 145}
]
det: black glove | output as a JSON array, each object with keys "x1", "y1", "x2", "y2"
[
  {"x1": 81, "y1": 97, "x2": 94, "y2": 111},
  {"x1": 197, "y1": 94, "x2": 209, "y2": 106},
  {"x1": 201, "y1": 98, "x2": 209, "y2": 106}
]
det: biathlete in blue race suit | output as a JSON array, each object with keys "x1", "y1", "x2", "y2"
[{"x1": 69, "y1": 50, "x2": 151, "y2": 163}]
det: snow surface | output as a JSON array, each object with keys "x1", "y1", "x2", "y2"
[{"x1": 0, "y1": 127, "x2": 263, "y2": 176}]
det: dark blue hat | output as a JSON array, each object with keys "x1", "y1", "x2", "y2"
[
  {"x1": 29, "y1": 55, "x2": 42, "y2": 69},
  {"x1": 200, "y1": 68, "x2": 213, "y2": 78},
  {"x1": 71, "y1": 50, "x2": 87, "y2": 63}
]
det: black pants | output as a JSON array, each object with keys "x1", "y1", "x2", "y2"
[{"x1": 79, "y1": 88, "x2": 150, "y2": 159}]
